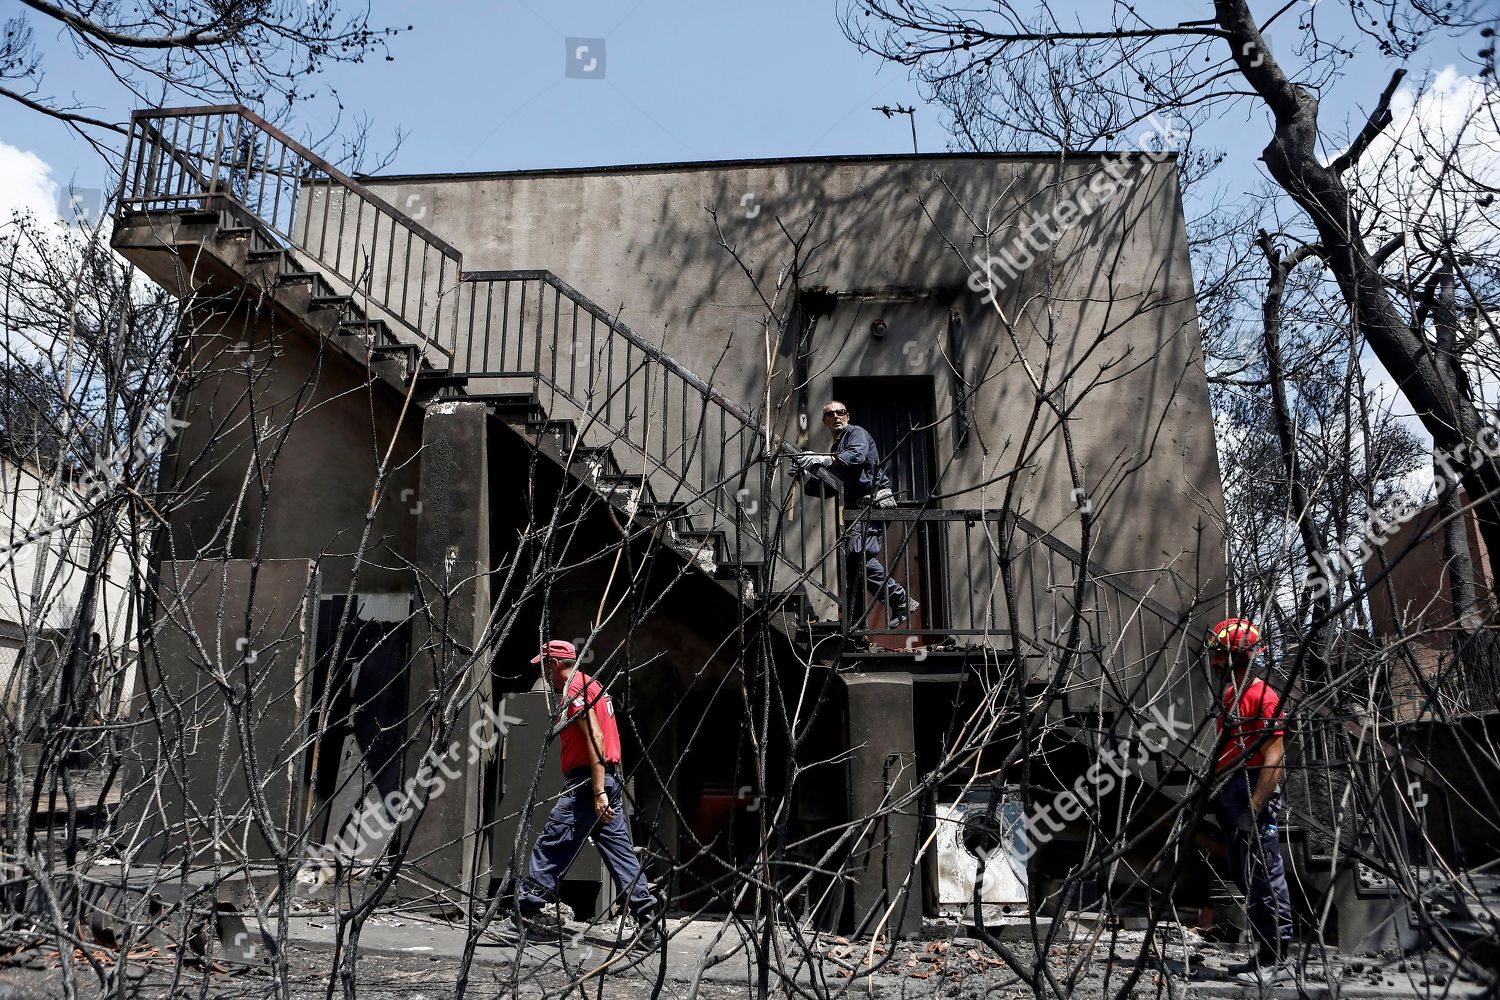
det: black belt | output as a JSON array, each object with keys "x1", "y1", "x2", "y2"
[{"x1": 565, "y1": 763, "x2": 619, "y2": 783}]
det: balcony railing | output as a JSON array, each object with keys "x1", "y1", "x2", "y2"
[{"x1": 829, "y1": 507, "x2": 1195, "y2": 688}]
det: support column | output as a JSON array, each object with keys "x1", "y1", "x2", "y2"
[
  {"x1": 843, "y1": 672, "x2": 923, "y2": 938},
  {"x1": 403, "y1": 401, "x2": 493, "y2": 904}
]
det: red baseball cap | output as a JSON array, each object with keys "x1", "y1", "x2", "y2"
[{"x1": 530, "y1": 639, "x2": 577, "y2": 663}]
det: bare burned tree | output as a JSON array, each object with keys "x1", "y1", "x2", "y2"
[
  {"x1": 3, "y1": 8, "x2": 1498, "y2": 992},
  {"x1": 0, "y1": 209, "x2": 181, "y2": 999},
  {"x1": 2, "y1": 0, "x2": 407, "y2": 144}
]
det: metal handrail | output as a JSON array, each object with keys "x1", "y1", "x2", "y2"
[
  {"x1": 463, "y1": 270, "x2": 786, "y2": 455},
  {"x1": 448, "y1": 270, "x2": 1197, "y2": 649},
  {"x1": 451, "y1": 270, "x2": 843, "y2": 606},
  {"x1": 118, "y1": 105, "x2": 460, "y2": 358},
  {"x1": 125, "y1": 105, "x2": 463, "y2": 260}
]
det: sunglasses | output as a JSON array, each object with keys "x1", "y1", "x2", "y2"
[{"x1": 822, "y1": 408, "x2": 848, "y2": 418}]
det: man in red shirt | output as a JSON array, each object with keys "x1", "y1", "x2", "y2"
[
  {"x1": 1207, "y1": 618, "x2": 1294, "y2": 982},
  {"x1": 514, "y1": 639, "x2": 658, "y2": 946}
]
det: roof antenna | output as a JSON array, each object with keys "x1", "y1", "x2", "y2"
[{"x1": 874, "y1": 105, "x2": 918, "y2": 155}]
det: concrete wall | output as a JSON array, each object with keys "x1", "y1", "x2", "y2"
[
  {"x1": 363, "y1": 153, "x2": 1227, "y2": 620},
  {"x1": 163, "y1": 297, "x2": 424, "y2": 598},
  {"x1": 126, "y1": 557, "x2": 317, "y2": 863}
]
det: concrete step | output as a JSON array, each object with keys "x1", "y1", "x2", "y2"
[
  {"x1": 177, "y1": 209, "x2": 224, "y2": 228},
  {"x1": 676, "y1": 528, "x2": 725, "y2": 562},
  {"x1": 481, "y1": 390, "x2": 544, "y2": 416},
  {"x1": 337, "y1": 319, "x2": 392, "y2": 342},
  {"x1": 570, "y1": 446, "x2": 621, "y2": 480},
  {"x1": 308, "y1": 294, "x2": 353, "y2": 313},
  {"x1": 524, "y1": 418, "x2": 577, "y2": 451},
  {"x1": 597, "y1": 473, "x2": 655, "y2": 508}
]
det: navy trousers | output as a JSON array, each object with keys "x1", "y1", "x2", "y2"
[
  {"x1": 843, "y1": 517, "x2": 910, "y2": 625},
  {"x1": 1217, "y1": 771, "x2": 1294, "y2": 952},
  {"x1": 518, "y1": 774, "x2": 655, "y2": 919}
]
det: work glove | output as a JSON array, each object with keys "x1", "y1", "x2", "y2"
[
  {"x1": 871, "y1": 486, "x2": 897, "y2": 509},
  {"x1": 793, "y1": 454, "x2": 834, "y2": 473}
]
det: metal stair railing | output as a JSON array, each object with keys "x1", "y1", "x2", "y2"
[
  {"x1": 883, "y1": 508, "x2": 1203, "y2": 707},
  {"x1": 451, "y1": 270, "x2": 844, "y2": 606},
  {"x1": 118, "y1": 105, "x2": 461, "y2": 361}
]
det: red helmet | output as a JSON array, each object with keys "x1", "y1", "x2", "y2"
[{"x1": 1205, "y1": 618, "x2": 1263, "y2": 657}]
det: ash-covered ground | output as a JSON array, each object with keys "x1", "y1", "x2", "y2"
[{"x1": 1, "y1": 909, "x2": 1489, "y2": 999}]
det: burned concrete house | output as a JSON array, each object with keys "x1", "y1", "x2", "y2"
[{"x1": 107, "y1": 103, "x2": 1411, "y2": 945}]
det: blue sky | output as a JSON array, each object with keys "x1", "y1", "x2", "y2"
[{"x1": 0, "y1": 0, "x2": 1481, "y2": 202}]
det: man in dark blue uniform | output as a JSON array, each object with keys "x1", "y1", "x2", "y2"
[{"x1": 793, "y1": 400, "x2": 918, "y2": 629}]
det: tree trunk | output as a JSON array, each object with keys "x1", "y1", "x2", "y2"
[{"x1": 1256, "y1": 234, "x2": 1334, "y2": 675}]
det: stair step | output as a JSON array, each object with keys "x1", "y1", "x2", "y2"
[
  {"x1": 525, "y1": 418, "x2": 577, "y2": 447},
  {"x1": 309, "y1": 295, "x2": 353, "y2": 312},
  {"x1": 715, "y1": 557, "x2": 762, "y2": 580},
  {"x1": 482, "y1": 391, "x2": 543, "y2": 413},
  {"x1": 638, "y1": 501, "x2": 690, "y2": 526},
  {"x1": 414, "y1": 371, "x2": 468, "y2": 393},
  {"x1": 370, "y1": 342, "x2": 420, "y2": 375},
  {"x1": 570, "y1": 446, "x2": 620, "y2": 479},
  {"x1": 768, "y1": 589, "x2": 813, "y2": 621},
  {"x1": 337, "y1": 319, "x2": 391, "y2": 340},
  {"x1": 598, "y1": 473, "x2": 655, "y2": 506},
  {"x1": 218, "y1": 226, "x2": 254, "y2": 239},
  {"x1": 676, "y1": 529, "x2": 726, "y2": 562},
  {"x1": 674, "y1": 531, "x2": 723, "y2": 575}
]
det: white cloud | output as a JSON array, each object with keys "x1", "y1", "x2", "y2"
[
  {"x1": 0, "y1": 137, "x2": 63, "y2": 226},
  {"x1": 1348, "y1": 67, "x2": 1500, "y2": 256}
]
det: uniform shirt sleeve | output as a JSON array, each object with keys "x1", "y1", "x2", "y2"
[
  {"x1": 563, "y1": 675, "x2": 590, "y2": 722},
  {"x1": 1254, "y1": 683, "x2": 1286, "y2": 737},
  {"x1": 834, "y1": 426, "x2": 876, "y2": 468}
]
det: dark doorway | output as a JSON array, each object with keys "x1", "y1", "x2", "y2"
[
  {"x1": 305, "y1": 596, "x2": 410, "y2": 845},
  {"x1": 673, "y1": 689, "x2": 763, "y2": 914},
  {"x1": 831, "y1": 376, "x2": 944, "y2": 646}
]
